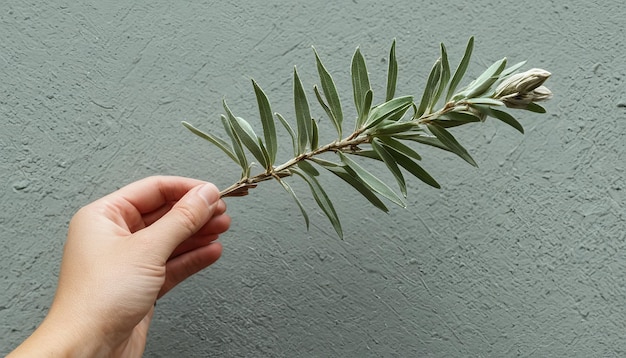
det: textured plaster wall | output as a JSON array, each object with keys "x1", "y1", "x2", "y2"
[{"x1": 1, "y1": 0, "x2": 625, "y2": 356}]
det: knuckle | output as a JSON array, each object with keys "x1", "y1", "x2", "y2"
[{"x1": 173, "y1": 205, "x2": 202, "y2": 234}]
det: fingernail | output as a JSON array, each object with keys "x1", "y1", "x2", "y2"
[{"x1": 197, "y1": 183, "x2": 218, "y2": 208}]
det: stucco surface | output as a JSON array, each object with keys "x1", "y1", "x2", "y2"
[{"x1": 1, "y1": 0, "x2": 625, "y2": 356}]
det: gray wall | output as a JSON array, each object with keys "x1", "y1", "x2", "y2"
[{"x1": 1, "y1": 1, "x2": 624, "y2": 356}]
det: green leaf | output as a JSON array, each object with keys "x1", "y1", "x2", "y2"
[
  {"x1": 433, "y1": 111, "x2": 482, "y2": 128},
  {"x1": 386, "y1": 39, "x2": 398, "y2": 101},
  {"x1": 370, "y1": 121, "x2": 419, "y2": 136},
  {"x1": 525, "y1": 102, "x2": 547, "y2": 113},
  {"x1": 349, "y1": 150, "x2": 382, "y2": 161},
  {"x1": 464, "y1": 98, "x2": 504, "y2": 106},
  {"x1": 351, "y1": 47, "x2": 371, "y2": 122},
  {"x1": 378, "y1": 136, "x2": 422, "y2": 160},
  {"x1": 426, "y1": 123, "x2": 478, "y2": 167},
  {"x1": 252, "y1": 80, "x2": 277, "y2": 164},
  {"x1": 233, "y1": 115, "x2": 269, "y2": 170},
  {"x1": 371, "y1": 139, "x2": 406, "y2": 197},
  {"x1": 223, "y1": 100, "x2": 268, "y2": 169},
  {"x1": 314, "y1": 159, "x2": 389, "y2": 213},
  {"x1": 311, "y1": 118, "x2": 319, "y2": 150},
  {"x1": 384, "y1": 145, "x2": 441, "y2": 189},
  {"x1": 363, "y1": 95, "x2": 413, "y2": 131},
  {"x1": 314, "y1": 85, "x2": 341, "y2": 139},
  {"x1": 293, "y1": 66, "x2": 312, "y2": 154},
  {"x1": 430, "y1": 42, "x2": 450, "y2": 108},
  {"x1": 257, "y1": 137, "x2": 272, "y2": 169},
  {"x1": 275, "y1": 177, "x2": 309, "y2": 230},
  {"x1": 220, "y1": 114, "x2": 249, "y2": 178},
  {"x1": 356, "y1": 89, "x2": 373, "y2": 129},
  {"x1": 181, "y1": 121, "x2": 239, "y2": 165},
  {"x1": 446, "y1": 36, "x2": 474, "y2": 101},
  {"x1": 291, "y1": 167, "x2": 343, "y2": 239},
  {"x1": 275, "y1": 113, "x2": 298, "y2": 156},
  {"x1": 338, "y1": 152, "x2": 406, "y2": 208},
  {"x1": 461, "y1": 58, "x2": 507, "y2": 99},
  {"x1": 487, "y1": 107, "x2": 525, "y2": 133},
  {"x1": 297, "y1": 160, "x2": 320, "y2": 176},
  {"x1": 499, "y1": 60, "x2": 527, "y2": 79},
  {"x1": 392, "y1": 133, "x2": 451, "y2": 152},
  {"x1": 416, "y1": 58, "x2": 442, "y2": 117},
  {"x1": 313, "y1": 48, "x2": 343, "y2": 138}
]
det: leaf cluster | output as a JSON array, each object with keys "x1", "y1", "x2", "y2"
[{"x1": 182, "y1": 37, "x2": 551, "y2": 238}]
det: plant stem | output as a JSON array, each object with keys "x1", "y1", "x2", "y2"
[
  {"x1": 218, "y1": 98, "x2": 465, "y2": 198},
  {"x1": 219, "y1": 134, "x2": 371, "y2": 197}
]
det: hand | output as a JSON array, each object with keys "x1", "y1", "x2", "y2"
[{"x1": 9, "y1": 176, "x2": 231, "y2": 357}]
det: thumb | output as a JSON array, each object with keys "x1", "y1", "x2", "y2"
[{"x1": 139, "y1": 183, "x2": 220, "y2": 258}]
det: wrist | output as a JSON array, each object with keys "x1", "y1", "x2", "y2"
[{"x1": 8, "y1": 311, "x2": 115, "y2": 357}]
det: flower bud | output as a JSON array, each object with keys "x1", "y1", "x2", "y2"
[
  {"x1": 495, "y1": 68, "x2": 551, "y2": 96},
  {"x1": 494, "y1": 68, "x2": 552, "y2": 109}
]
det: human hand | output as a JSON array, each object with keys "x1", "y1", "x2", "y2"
[{"x1": 9, "y1": 176, "x2": 230, "y2": 357}]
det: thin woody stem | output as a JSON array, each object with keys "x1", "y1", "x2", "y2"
[
  {"x1": 219, "y1": 99, "x2": 470, "y2": 198},
  {"x1": 219, "y1": 135, "x2": 370, "y2": 197}
]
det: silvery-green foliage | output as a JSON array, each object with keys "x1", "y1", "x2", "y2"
[{"x1": 182, "y1": 37, "x2": 552, "y2": 238}]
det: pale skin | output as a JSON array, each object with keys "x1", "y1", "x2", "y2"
[{"x1": 8, "y1": 176, "x2": 231, "y2": 357}]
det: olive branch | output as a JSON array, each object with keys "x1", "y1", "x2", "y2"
[{"x1": 182, "y1": 37, "x2": 552, "y2": 238}]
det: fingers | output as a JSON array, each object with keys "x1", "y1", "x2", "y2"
[
  {"x1": 141, "y1": 197, "x2": 227, "y2": 229},
  {"x1": 157, "y1": 241, "x2": 223, "y2": 298},
  {"x1": 114, "y1": 176, "x2": 208, "y2": 215},
  {"x1": 136, "y1": 182, "x2": 221, "y2": 259},
  {"x1": 169, "y1": 213, "x2": 231, "y2": 259}
]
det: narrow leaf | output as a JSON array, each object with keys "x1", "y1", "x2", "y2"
[
  {"x1": 393, "y1": 133, "x2": 452, "y2": 152},
  {"x1": 350, "y1": 150, "x2": 382, "y2": 161},
  {"x1": 371, "y1": 121, "x2": 419, "y2": 136},
  {"x1": 315, "y1": 159, "x2": 389, "y2": 213},
  {"x1": 292, "y1": 167, "x2": 343, "y2": 239},
  {"x1": 430, "y1": 42, "x2": 451, "y2": 108},
  {"x1": 311, "y1": 118, "x2": 319, "y2": 150},
  {"x1": 220, "y1": 114, "x2": 249, "y2": 178},
  {"x1": 416, "y1": 58, "x2": 442, "y2": 117},
  {"x1": 434, "y1": 111, "x2": 482, "y2": 128},
  {"x1": 487, "y1": 107, "x2": 525, "y2": 133},
  {"x1": 462, "y1": 58, "x2": 507, "y2": 99},
  {"x1": 233, "y1": 115, "x2": 268, "y2": 169},
  {"x1": 386, "y1": 39, "x2": 398, "y2": 101},
  {"x1": 426, "y1": 124, "x2": 477, "y2": 167},
  {"x1": 499, "y1": 60, "x2": 527, "y2": 79},
  {"x1": 446, "y1": 36, "x2": 474, "y2": 101},
  {"x1": 258, "y1": 137, "x2": 272, "y2": 170},
  {"x1": 378, "y1": 136, "x2": 422, "y2": 160},
  {"x1": 275, "y1": 177, "x2": 310, "y2": 230},
  {"x1": 275, "y1": 112, "x2": 298, "y2": 156},
  {"x1": 314, "y1": 85, "x2": 341, "y2": 139},
  {"x1": 313, "y1": 48, "x2": 343, "y2": 137},
  {"x1": 297, "y1": 160, "x2": 320, "y2": 176},
  {"x1": 293, "y1": 66, "x2": 312, "y2": 154},
  {"x1": 371, "y1": 139, "x2": 406, "y2": 197},
  {"x1": 525, "y1": 102, "x2": 547, "y2": 113},
  {"x1": 252, "y1": 80, "x2": 277, "y2": 164},
  {"x1": 464, "y1": 98, "x2": 504, "y2": 106},
  {"x1": 351, "y1": 47, "x2": 371, "y2": 121},
  {"x1": 339, "y1": 152, "x2": 406, "y2": 208},
  {"x1": 363, "y1": 95, "x2": 413, "y2": 131},
  {"x1": 356, "y1": 89, "x2": 373, "y2": 129},
  {"x1": 384, "y1": 145, "x2": 441, "y2": 189},
  {"x1": 224, "y1": 100, "x2": 268, "y2": 169},
  {"x1": 181, "y1": 121, "x2": 239, "y2": 165}
]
